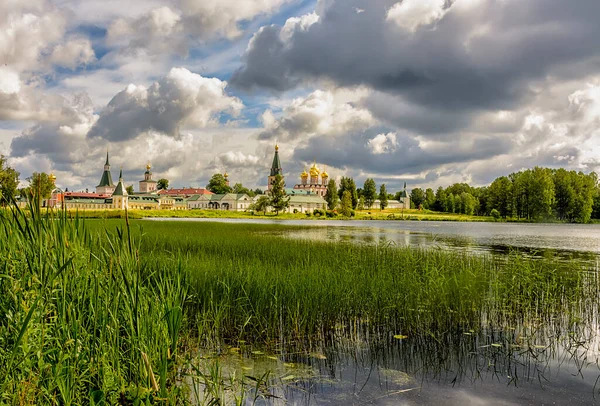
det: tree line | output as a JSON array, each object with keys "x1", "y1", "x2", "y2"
[{"x1": 410, "y1": 167, "x2": 600, "y2": 223}]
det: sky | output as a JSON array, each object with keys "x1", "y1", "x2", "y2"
[{"x1": 1, "y1": 0, "x2": 600, "y2": 193}]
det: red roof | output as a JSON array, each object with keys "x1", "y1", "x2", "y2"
[
  {"x1": 158, "y1": 188, "x2": 213, "y2": 197},
  {"x1": 62, "y1": 192, "x2": 110, "y2": 199}
]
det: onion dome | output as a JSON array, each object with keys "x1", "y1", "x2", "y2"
[
  {"x1": 309, "y1": 163, "x2": 320, "y2": 177},
  {"x1": 49, "y1": 173, "x2": 56, "y2": 183},
  {"x1": 146, "y1": 162, "x2": 151, "y2": 171},
  {"x1": 301, "y1": 168, "x2": 309, "y2": 179},
  {"x1": 275, "y1": 144, "x2": 279, "y2": 152},
  {"x1": 321, "y1": 168, "x2": 329, "y2": 179},
  {"x1": 224, "y1": 172, "x2": 229, "y2": 179}
]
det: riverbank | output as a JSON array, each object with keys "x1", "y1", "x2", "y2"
[{"x1": 49, "y1": 207, "x2": 500, "y2": 222}]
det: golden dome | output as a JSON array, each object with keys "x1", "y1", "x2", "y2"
[
  {"x1": 49, "y1": 173, "x2": 56, "y2": 182},
  {"x1": 146, "y1": 162, "x2": 151, "y2": 171},
  {"x1": 301, "y1": 168, "x2": 308, "y2": 179},
  {"x1": 275, "y1": 144, "x2": 279, "y2": 152},
  {"x1": 309, "y1": 163, "x2": 320, "y2": 177},
  {"x1": 224, "y1": 172, "x2": 229, "y2": 178}
]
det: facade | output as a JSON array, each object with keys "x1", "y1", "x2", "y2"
[
  {"x1": 286, "y1": 195, "x2": 326, "y2": 213},
  {"x1": 139, "y1": 163, "x2": 157, "y2": 193},
  {"x1": 188, "y1": 193, "x2": 252, "y2": 211},
  {"x1": 96, "y1": 152, "x2": 115, "y2": 195}
]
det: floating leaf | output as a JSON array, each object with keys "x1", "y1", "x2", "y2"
[
  {"x1": 491, "y1": 343, "x2": 502, "y2": 348},
  {"x1": 393, "y1": 334, "x2": 408, "y2": 340}
]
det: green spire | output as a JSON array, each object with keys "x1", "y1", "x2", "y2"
[
  {"x1": 113, "y1": 169, "x2": 126, "y2": 196},
  {"x1": 97, "y1": 152, "x2": 114, "y2": 188},
  {"x1": 270, "y1": 144, "x2": 282, "y2": 176}
]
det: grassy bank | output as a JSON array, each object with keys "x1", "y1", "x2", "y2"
[
  {"x1": 0, "y1": 206, "x2": 596, "y2": 404},
  {"x1": 43, "y1": 207, "x2": 497, "y2": 222}
]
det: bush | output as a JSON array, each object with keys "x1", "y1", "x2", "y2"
[
  {"x1": 293, "y1": 208, "x2": 299, "y2": 214},
  {"x1": 313, "y1": 209, "x2": 325, "y2": 217},
  {"x1": 326, "y1": 210, "x2": 337, "y2": 218},
  {"x1": 490, "y1": 209, "x2": 501, "y2": 220},
  {"x1": 305, "y1": 211, "x2": 312, "y2": 217},
  {"x1": 350, "y1": 210, "x2": 356, "y2": 217}
]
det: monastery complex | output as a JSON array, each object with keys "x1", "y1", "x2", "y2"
[{"x1": 45, "y1": 146, "x2": 410, "y2": 212}]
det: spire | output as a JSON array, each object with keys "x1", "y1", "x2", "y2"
[
  {"x1": 105, "y1": 150, "x2": 110, "y2": 166},
  {"x1": 270, "y1": 144, "x2": 282, "y2": 176},
  {"x1": 404, "y1": 181, "x2": 407, "y2": 189},
  {"x1": 97, "y1": 151, "x2": 114, "y2": 188},
  {"x1": 113, "y1": 168, "x2": 127, "y2": 196}
]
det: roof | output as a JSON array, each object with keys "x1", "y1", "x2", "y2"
[
  {"x1": 97, "y1": 152, "x2": 114, "y2": 187},
  {"x1": 64, "y1": 198, "x2": 109, "y2": 204},
  {"x1": 112, "y1": 170, "x2": 127, "y2": 196},
  {"x1": 64, "y1": 192, "x2": 110, "y2": 199},
  {"x1": 289, "y1": 195, "x2": 326, "y2": 204},
  {"x1": 270, "y1": 147, "x2": 282, "y2": 176},
  {"x1": 158, "y1": 188, "x2": 212, "y2": 196},
  {"x1": 192, "y1": 193, "x2": 250, "y2": 202},
  {"x1": 96, "y1": 169, "x2": 114, "y2": 187}
]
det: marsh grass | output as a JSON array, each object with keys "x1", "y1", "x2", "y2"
[{"x1": 0, "y1": 205, "x2": 597, "y2": 404}]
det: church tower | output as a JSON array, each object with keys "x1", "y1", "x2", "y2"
[
  {"x1": 96, "y1": 151, "x2": 116, "y2": 195},
  {"x1": 139, "y1": 162, "x2": 157, "y2": 193},
  {"x1": 268, "y1": 144, "x2": 283, "y2": 191},
  {"x1": 112, "y1": 169, "x2": 128, "y2": 210}
]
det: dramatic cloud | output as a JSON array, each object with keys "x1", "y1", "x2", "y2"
[
  {"x1": 49, "y1": 37, "x2": 96, "y2": 69},
  {"x1": 232, "y1": 0, "x2": 600, "y2": 112},
  {"x1": 259, "y1": 88, "x2": 373, "y2": 141},
  {"x1": 107, "y1": 0, "x2": 291, "y2": 55},
  {"x1": 88, "y1": 67, "x2": 243, "y2": 141}
]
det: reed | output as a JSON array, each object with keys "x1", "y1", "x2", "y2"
[{"x1": 0, "y1": 204, "x2": 597, "y2": 404}]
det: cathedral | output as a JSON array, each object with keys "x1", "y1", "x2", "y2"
[{"x1": 267, "y1": 144, "x2": 329, "y2": 197}]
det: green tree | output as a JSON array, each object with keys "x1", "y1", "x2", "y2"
[
  {"x1": 324, "y1": 179, "x2": 338, "y2": 210},
  {"x1": 251, "y1": 195, "x2": 270, "y2": 215},
  {"x1": 487, "y1": 176, "x2": 513, "y2": 218},
  {"x1": 379, "y1": 184, "x2": 388, "y2": 210},
  {"x1": 434, "y1": 186, "x2": 446, "y2": 212},
  {"x1": 206, "y1": 173, "x2": 233, "y2": 194},
  {"x1": 357, "y1": 195, "x2": 365, "y2": 210},
  {"x1": 339, "y1": 190, "x2": 352, "y2": 216},
  {"x1": 424, "y1": 188, "x2": 435, "y2": 210},
  {"x1": 363, "y1": 178, "x2": 377, "y2": 209},
  {"x1": 0, "y1": 155, "x2": 20, "y2": 205},
  {"x1": 157, "y1": 178, "x2": 169, "y2": 190},
  {"x1": 233, "y1": 183, "x2": 255, "y2": 197},
  {"x1": 27, "y1": 172, "x2": 55, "y2": 205},
  {"x1": 410, "y1": 188, "x2": 425, "y2": 209},
  {"x1": 338, "y1": 177, "x2": 358, "y2": 209},
  {"x1": 126, "y1": 185, "x2": 134, "y2": 195},
  {"x1": 269, "y1": 174, "x2": 289, "y2": 215}
]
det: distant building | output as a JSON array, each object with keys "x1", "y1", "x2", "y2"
[
  {"x1": 139, "y1": 163, "x2": 157, "y2": 193},
  {"x1": 158, "y1": 188, "x2": 213, "y2": 198},
  {"x1": 293, "y1": 163, "x2": 329, "y2": 197},
  {"x1": 188, "y1": 193, "x2": 252, "y2": 211},
  {"x1": 96, "y1": 151, "x2": 115, "y2": 195}
]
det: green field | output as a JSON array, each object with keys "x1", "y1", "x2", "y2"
[{"x1": 0, "y1": 205, "x2": 596, "y2": 404}]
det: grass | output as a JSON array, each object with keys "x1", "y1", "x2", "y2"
[
  {"x1": 38, "y1": 207, "x2": 497, "y2": 222},
  {"x1": 0, "y1": 204, "x2": 597, "y2": 404}
]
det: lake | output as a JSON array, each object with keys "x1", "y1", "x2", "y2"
[
  {"x1": 146, "y1": 217, "x2": 600, "y2": 260},
  {"x1": 145, "y1": 217, "x2": 600, "y2": 405}
]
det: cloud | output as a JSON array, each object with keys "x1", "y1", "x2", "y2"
[
  {"x1": 232, "y1": 0, "x2": 600, "y2": 113},
  {"x1": 106, "y1": 0, "x2": 291, "y2": 56},
  {"x1": 88, "y1": 67, "x2": 243, "y2": 141},
  {"x1": 367, "y1": 132, "x2": 397, "y2": 154},
  {"x1": 49, "y1": 37, "x2": 96, "y2": 69},
  {"x1": 259, "y1": 88, "x2": 374, "y2": 141},
  {"x1": 386, "y1": 0, "x2": 448, "y2": 33}
]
